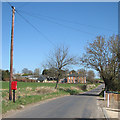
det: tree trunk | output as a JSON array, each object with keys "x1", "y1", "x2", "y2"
[
  {"x1": 55, "y1": 79, "x2": 59, "y2": 89},
  {"x1": 100, "y1": 74, "x2": 108, "y2": 91},
  {"x1": 103, "y1": 79, "x2": 108, "y2": 91},
  {"x1": 55, "y1": 73, "x2": 60, "y2": 89}
]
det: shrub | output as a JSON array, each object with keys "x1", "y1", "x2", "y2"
[{"x1": 80, "y1": 84, "x2": 87, "y2": 91}]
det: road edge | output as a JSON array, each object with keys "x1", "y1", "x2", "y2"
[
  {"x1": 2, "y1": 94, "x2": 70, "y2": 118},
  {"x1": 102, "y1": 107, "x2": 110, "y2": 120}
]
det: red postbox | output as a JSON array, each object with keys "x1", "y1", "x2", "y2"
[{"x1": 11, "y1": 81, "x2": 17, "y2": 90}]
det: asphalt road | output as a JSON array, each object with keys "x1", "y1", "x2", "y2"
[
  {"x1": 81, "y1": 84, "x2": 105, "y2": 96},
  {"x1": 6, "y1": 84, "x2": 105, "y2": 118}
]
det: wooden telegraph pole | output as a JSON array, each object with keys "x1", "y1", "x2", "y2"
[{"x1": 9, "y1": 6, "x2": 15, "y2": 101}]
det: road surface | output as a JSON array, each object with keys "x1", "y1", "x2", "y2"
[{"x1": 5, "y1": 84, "x2": 105, "y2": 118}]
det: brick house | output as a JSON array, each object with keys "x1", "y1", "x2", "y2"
[{"x1": 67, "y1": 72, "x2": 86, "y2": 84}]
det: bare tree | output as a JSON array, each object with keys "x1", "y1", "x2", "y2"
[
  {"x1": 87, "y1": 70, "x2": 95, "y2": 83},
  {"x1": 77, "y1": 69, "x2": 87, "y2": 77},
  {"x1": 42, "y1": 67, "x2": 58, "y2": 79},
  {"x1": 81, "y1": 35, "x2": 118, "y2": 90},
  {"x1": 22, "y1": 68, "x2": 29, "y2": 74},
  {"x1": 22, "y1": 68, "x2": 33, "y2": 75},
  {"x1": 45, "y1": 45, "x2": 77, "y2": 89},
  {"x1": 34, "y1": 68, "x2": 40, "y2": 77}
]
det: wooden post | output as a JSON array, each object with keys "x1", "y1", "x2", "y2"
[
  {"x1": 13, "y1": 90, "x2": 15, "y2": 103},
  {"x1": 9, "y1": 6, "x2": 15, "y2": 101}
]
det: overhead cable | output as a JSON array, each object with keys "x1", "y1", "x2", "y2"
[
  {"x1": 18, "y1": 10, "x2": 115, "y2": 33},
  {"x1": 15, "y1": 10, "x2": 56, "y2": 47}
]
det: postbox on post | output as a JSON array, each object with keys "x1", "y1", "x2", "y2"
[
  {"x1": 11, "y1": 81, "x2": 17, "y2": 102},
  {"x1": 11, "y1": 81, "x2": 17, "y2": 90}
]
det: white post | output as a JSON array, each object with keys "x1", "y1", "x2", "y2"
[{"x1": 107, "y1": 93, "x2": 109, "y2": 107}]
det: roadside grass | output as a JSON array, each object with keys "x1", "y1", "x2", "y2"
[
  {"x1": 2, "y1": 90, "x2": 68, "y2": 114},
  {"x1": 2, "y1": 81, "x2": 100, "y2": 114}
]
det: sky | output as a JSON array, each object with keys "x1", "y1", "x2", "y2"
[{"x1": 2, "y1": 2, "x2": 118, "y2": 76}]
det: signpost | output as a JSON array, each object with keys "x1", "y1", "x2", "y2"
[{"x1": 11, "y1": 81, "x2": 17, "y2": 103}]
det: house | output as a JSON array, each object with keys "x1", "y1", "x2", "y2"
[
  {"x1": 59, "y1": 78, "x2": 67, "y2": 83},
  {"x1": 37, "y1": 75, "x2": 47, "y2": 82},
  {"x1": 67, "y1": 72, "x2": 86, "y2": 84},
  {"x1": 28, "y1": 75, "x2": 38, "y2": 80},
  {"x1": 21, "y1": 75, "x2": 38, "y2": 79}
]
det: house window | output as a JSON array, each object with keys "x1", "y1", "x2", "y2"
[
  {"x1": 72, "y1": 77, "x2": 73, "y2": 79},
  {"x1": 72, "y1": 80, "x2": 73, "y2": 83},
  {"x1": 69, "y1": 77, "x2": 70, "y2": 79},
  {"x1": 69, "y1": 80, "x2": 70, "y2": 83}
]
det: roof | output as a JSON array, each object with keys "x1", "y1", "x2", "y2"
[
  {"x1": 37, "y1": 75, "x2": 47, "y2": 81},
  {"x1": 68, "y1": 73, "x2": 86, "y2": 77},
  {"x1": 69, "y1": 73, "x2": 78, "y2": 77}
]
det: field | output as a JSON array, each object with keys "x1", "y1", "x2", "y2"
[{"x1": 1, "y1": 81, "x2": 100, "y2": 114}]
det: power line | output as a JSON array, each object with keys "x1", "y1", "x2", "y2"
[
  {"x1": 5, "y1": 1, "x2": 56, "y2": 46},
  {"x1": 16, "y1": 3, "x2": 30, "y2": 11},
  {"x1": 38, "y1": 14, "x2": 115, "y2": 32},
  {"x1": 17, "y1": 10, "x2": 96, "y2": 36},
  {"x1": 5, "y1": 0, "x2": 12, "y2": 8},
  {"x1": 15, "y1": 10, "x2": 56, "y2": 47},
  {"x1": 18, "y1": 10, "x2": 115, "y2": 33},
  {"x1": 6, "y1": 0, "x2": 29, "y2": 11},
  {"x1": 6, "y1": 2, "x2": 115, "y2": 33}
]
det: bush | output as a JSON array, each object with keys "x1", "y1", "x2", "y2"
[
  {"x1": 107, "y1": 80, "x2": 120, "y2": 91},
  {"x1": 2, "y1": 70, "x2": 10, "y2": 81},
  {"x1": 58, "y1": 87, "x2": 80, "y2": 95},
  {"x1": 3, "y1": 78, "x2": 9, "y2": 81},
  {"x1": 80, "y1": 84, "x2": 87, "y2": 91}
]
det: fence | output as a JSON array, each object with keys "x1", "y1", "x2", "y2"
[{"x1": 105, "y1": 92, "x2": 120, "y2": 109}]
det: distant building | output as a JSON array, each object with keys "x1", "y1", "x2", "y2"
[
  {"x1": 67, "y1": 72, "x2": 86, "y2": 84},
  {"x1": 37, "y1": 75, "x2": 47, "y2": 82},
  {"x1": 59, "y1": 78, "x2": 67, "y2": 83},
  {"x1": 21, "y1": 75, "x2": 38, "y2": 80}
]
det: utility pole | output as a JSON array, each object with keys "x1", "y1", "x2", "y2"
[{"x1": 9, "y1": 6, "x2": 15, "y2": 101}]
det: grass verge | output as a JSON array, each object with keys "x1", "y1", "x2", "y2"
[
  {"x1": 2, "y1": 81, "x2": 100, "y2": 114},
  {"x1": 2, "y1": 90, "x2": 68, "y2": 114}
]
